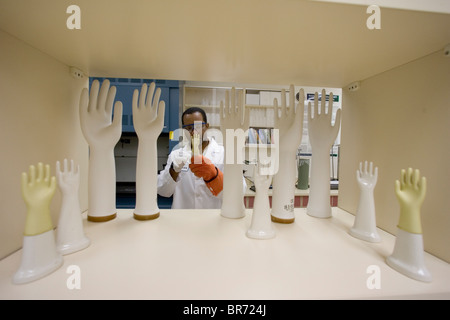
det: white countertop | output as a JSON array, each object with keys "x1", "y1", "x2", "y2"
[{"x1": 0, "y1": 208, "x2": 449, "y2": 300}]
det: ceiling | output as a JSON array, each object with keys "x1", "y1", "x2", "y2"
[{"x1": 0, "y1": 0, "x2": 449, "y2": 88}]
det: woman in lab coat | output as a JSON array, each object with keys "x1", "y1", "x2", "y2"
[{"x1": 157, "y1": 107, "x2": 226, "y2": 209}]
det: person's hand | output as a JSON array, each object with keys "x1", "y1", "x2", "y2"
[
  {"x1": 190, "y1": 155, "x2": 217, "y2": 180},
  {"x1": 79, "y1": 79, "x2": 122, "y2": 149},
  {"x1": 171, "y1": 148, "x2": 191, "y2": 173},
  {"x1": 190, "y1": 155, "x2": 223, "y2": 196},
  {"x1": 395, "y1": 168, "x2": 426, "y2": 234},
  {"x1": 21, "y1": 163, "x2": 56, "y2": 236},
  {"x1": 308, "y1": 89, "x2": 341, "y2": 150},
  {"x1": 132, "y1": 82, "x2": 165, "y2": 141},
  {"x1": 274, "y1": 85, "x2": 304, "y2": 154},
  {"x1": 357, "y1": 161, "x2": 378, "y2": 191},
  {"x1": 56, "y1": 159, "x2": 80, "y2": 196}
]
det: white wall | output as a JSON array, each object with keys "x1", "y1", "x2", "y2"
[
  {"x1": 339, "y1": 50, "x2": 450, "y2": 262},
  {"x1": 0, "y1": 30, "x2": 89, "y2": 259}
]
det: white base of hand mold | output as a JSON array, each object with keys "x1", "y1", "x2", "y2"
[
  {"x1": 306, "y1": 206, "x2": 331, "y2": 219},
  {"x1": 221, "y1": 165, "x2": 246, "y2": 219},
  {"x1": 349, "y1": 227, "x2": 380, "y2": 243},
  {"x1": 386, "y1": 228, "x2": 432, "y2": 282},
  {"x1": 13, "y1": 230, "x2": 63, "y2": 284},
  {"x1": 246, "y1": 227, "x2": 275, "y2": 240},
  {"x1": 57, "y1": 236, "x2": 90, "y2": 256}
]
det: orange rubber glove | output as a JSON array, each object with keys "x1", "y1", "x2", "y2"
[{"x1": 189, "y1": 155, "x2": 223, "y2": 196}]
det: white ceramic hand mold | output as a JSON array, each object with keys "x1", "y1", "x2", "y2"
[
  {"x1": 56, "y1": 159, "x2": 90, "y2": 255},
  {"x1": 132, "y1": 82, "x2": 165, "y2": 220},
  {"x1": 79, "y1": 79, "x2": 122, "y2": 222},
  {"x1": 247, "y1": 162, "x2": 275, "y2": 239},
  {"x1": 307, "y1": 90, "x2": 341, "y2": 219},
  {"x1": 220, "y1": 87, "x2": 249, "y2": 219},
  {"x1": 349, "y1": 161, "x2": 380, "y2": 242},
  {"x1": 271, "y1": 85, "x2": 304, "y2": 224}
]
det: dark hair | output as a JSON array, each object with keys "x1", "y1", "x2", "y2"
[{"x1": 182, "y1": 107, "x2": 207, "y2": 125}]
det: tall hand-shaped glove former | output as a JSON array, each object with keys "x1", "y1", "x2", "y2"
[
  {"x1": 220, "y1": 88, "x2": 249, "y2": 219},
  {"x1": 247, "y1": 163, "x2": 275, "y2": 239},
  {"x1": 307, "y1": 90, "x2": 341, "y2": 219},
  {"x1": 13, "y1": 163, "x2": 63, "y2": 284},
  {"x1": 132, "y1": 83, "x2": 165, "y2": 220},
  {"x1": 386, "y1": 168, "x2": 431, "y2": 282},
  {"x1": 271, "y1": 86, "x2": 304, "y2": 223},
  {"x1": 349, "y1": 161, "x2": 381, "y2": 242},
  {"x1": 56, "y1": 159, "x2": 90, "y2": 255},
  {"x1": 79, "y1": 80, "x2": 122, "y2": 222}
]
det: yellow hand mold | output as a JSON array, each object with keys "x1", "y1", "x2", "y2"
[
  {"x1": 395, "y1": 168, "x2": 426, "y2": 234},
  {"x1": 21, "y1": 163, "x2": 56, "y2": 236}
]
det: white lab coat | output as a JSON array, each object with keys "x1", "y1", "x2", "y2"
[{"x1": 157, "y1": 138, "x2": 245, "y2": 209}]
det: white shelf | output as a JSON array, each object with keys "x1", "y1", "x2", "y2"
[{"x1": 1, "y1": 208, "x2": 449, "y2": 299}]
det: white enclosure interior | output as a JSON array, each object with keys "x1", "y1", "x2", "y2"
[{"x1": 0, "y1": 0, "x2": 449, "y2": 298}]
